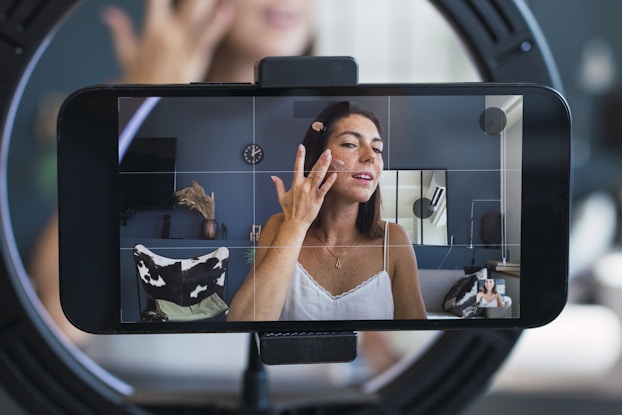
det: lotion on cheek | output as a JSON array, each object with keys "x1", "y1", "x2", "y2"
[{"x1": 331, "y1": 158, "x2": 345, "y2": 172}]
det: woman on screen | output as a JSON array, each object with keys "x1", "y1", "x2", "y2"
[
  {"x1": 228, "y1": 102, "x2": 427, "y2": 321},
  {"x1": 476, "y1": 279, "x2": 503, "y2": 308}
]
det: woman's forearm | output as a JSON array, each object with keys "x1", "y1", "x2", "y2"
[{"x1": 227, "y1": 220, "x2": 307, "y2": 321}]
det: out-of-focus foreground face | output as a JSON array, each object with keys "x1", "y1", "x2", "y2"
[{"x1": 223, "y1": 0, "x2": 316, "y2": 59}]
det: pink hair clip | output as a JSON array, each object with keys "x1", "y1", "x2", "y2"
[{"x1": 311, "y1": 121, "x2": 325, "y2": 132}]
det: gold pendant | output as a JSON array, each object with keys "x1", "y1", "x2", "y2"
[{"x1": 335, "y1": 257, "x2": 342, "y2": 269}]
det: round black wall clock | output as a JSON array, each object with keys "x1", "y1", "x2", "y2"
[{"x1": 243, "y1": 143, "x2": 264, "y2": 164}]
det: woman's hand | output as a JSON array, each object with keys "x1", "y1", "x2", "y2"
[
  {"x1": 229, "y1": 146, "x2": 336, "y2": 321},
  {"x1": 102, "y1": 0, "x2": 237, "y2": 83},
  {"x1": 271, "y1": 145, "x2": 337, "y2": 230}
]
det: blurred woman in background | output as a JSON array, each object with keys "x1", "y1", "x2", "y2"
[{"x1": 30, "y1": 0, "x2": 317, "y2": 345}]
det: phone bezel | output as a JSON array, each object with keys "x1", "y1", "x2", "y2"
[{"x1": 57, "y1": 83, "x2": 571, "y2": 334}]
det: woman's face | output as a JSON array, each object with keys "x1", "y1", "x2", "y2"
[
  {"x1": 324, "y1": 114, "x2": 384, "y2": 203},
  {"x1": 484, "y1": 279, "x2": 495, "y2": 291},
  {"x1": 224, "y1": 0, "x2": 316, "y2": 59}
]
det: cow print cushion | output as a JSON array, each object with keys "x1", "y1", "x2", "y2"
[{"x1": 133, "y1": 244, "x2": 229, "y2": 308}]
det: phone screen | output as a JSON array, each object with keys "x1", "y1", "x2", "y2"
[
  {"x1": 58, "y1": 84, "x2": 570, "y2": 332},
  {"x1": 119, "y1": 93, "x2": 522, "y2": 324}
]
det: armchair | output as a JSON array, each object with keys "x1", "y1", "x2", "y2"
[{"x1": 133, "y1": 244, "x2": 229, "y2": 322}]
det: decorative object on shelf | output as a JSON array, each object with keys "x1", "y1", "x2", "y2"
[
  {"x1": 244, "y1": 248, "x2": 256, "y2": 264},
  {"x1": 119, "y1": 209, "x2": 135, "y2": 226},
  {"x1": 161, "y1": 214, "x2": 171, "y2": 239},
  {"x1": 242, "y1": 143, "x2": 264, "y2": 164},
  {"x1": 221, "y1": 223, "x2": 228, "y2": 240},
  {"x1": 174, "y1": 180, "x2": 217, "y2": 240},
  {"x1": 250, "y1": 225, "x2": 262, "y2": 242},
  {"x1": 201, "y1": 218, "x2": 218, "y2": 240}
]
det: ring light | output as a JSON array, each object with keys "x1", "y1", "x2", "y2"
[{"x1": 0, "y1": 0, "x2": 562, "y2": 413}]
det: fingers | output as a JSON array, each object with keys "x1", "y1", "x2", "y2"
[
  {"x1": 292, "y1": 144, "x2": 307, "y2": 182},
  {"x1": 197, "y1": 0, "x2": 238, "y2": 49},
  {"x1": 173, "y1": 0, "x2": 237, "y2": 42},
  {"x1": 144, "y1": 0, "x2": 172, "y2": 26},
  {"x1": 271, "y1": 175, "x2": 286, "y2": 202},
  {"x1": 306, "y1": 148, "x2": 332, "y2": 186},
  {"x1": 272, "y1": 146, "x2": 337, "y2": 226},
  {"x1": 318, "y1": 172, "x2": 337, "y2": 195},
  {"x1": 101, "y1": 5, "x2": 136, "y2": 67},
  {"x1": 293, "y1": 144, "x2": 333, "y2": 181},
  {"x1": 296, "y1": 146, "x2": 337, "y2": 199},
  {"x1": 178, "y1": 0, "x2": 220, "y2": 28}
]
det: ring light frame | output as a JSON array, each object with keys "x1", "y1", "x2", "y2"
[{"x1": 0, "y1": 0, "x2": 563, "y2": 414}]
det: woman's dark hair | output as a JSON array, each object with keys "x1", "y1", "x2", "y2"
[{"x1": 302, "y1": 101, "x2": 384, "y2": 238}]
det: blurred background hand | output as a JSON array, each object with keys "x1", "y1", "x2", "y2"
[{"x1": 101, "y1": 0, "x2": 238, "y2": 83}]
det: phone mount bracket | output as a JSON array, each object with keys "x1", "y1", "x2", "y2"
[
  {"x1": 255, "y1": 331, "x2": 358, "y2": 365},
  {"x1": 251, "y1": 56, "x2": 360, "y2": 366},
  {"x1": 255, "y1": 56, "x2": 359, "y2": 87}
]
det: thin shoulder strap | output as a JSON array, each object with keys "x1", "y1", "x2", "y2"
[{"x1": 383, "y1": 222, "x2": 389, "y2": 271}]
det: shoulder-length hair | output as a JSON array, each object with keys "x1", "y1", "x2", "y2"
[{"x1": 301, "y1": 101, "x2": 384, "y2": 238}]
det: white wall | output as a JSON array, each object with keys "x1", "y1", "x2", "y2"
[
  {"x1": 315, "y1": 0, "x2": 480, "y2": 83},
  {"x1": 486, "y1": 95, "x2": 523, "y2": 263}
]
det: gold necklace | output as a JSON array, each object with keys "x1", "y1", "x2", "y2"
[{"x1": 312, "y1": 229, "x2": 360, "y2": 269}]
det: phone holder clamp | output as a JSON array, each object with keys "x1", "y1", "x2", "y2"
[{"x1": 255, "y1": 56, "x2": 359, "y2": 87}]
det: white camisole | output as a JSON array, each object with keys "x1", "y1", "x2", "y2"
[
  {"x1": 279, "y1": 225, "x2": 394, "y2": 320},
  {"x1": 479, "y1": 296, "x2": 499, "y2": 308}
]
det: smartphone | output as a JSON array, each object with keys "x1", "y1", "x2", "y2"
[{"x1": 57, "y1": 83, "x2": 571, "y2": 334}]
